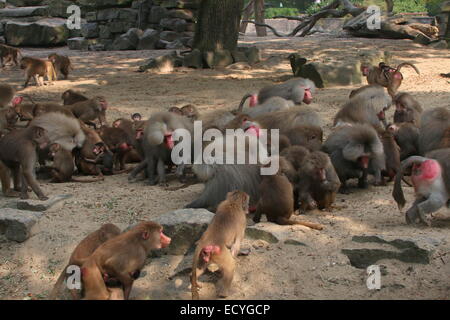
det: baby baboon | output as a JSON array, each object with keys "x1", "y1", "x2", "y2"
[
  {"x1": 0, "y1": 44, "x2": 22, "y2": 67},
  {"x1": 20, "y1": 57, "x2": 57, "y2": 87}
]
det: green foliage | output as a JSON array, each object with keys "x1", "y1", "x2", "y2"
[
  {"x1": 425, "y1": 0, "x2": 445, "y2": 16},
  {"x1": 265, "y1": 7, "x2": 300, "y2": 18}
]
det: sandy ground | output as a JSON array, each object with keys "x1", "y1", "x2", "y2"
[{"x1": 0, "y1": 34, "x2": 450, "y2": 300}]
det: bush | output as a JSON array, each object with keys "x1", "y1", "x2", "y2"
[
  {"x1": 425, "y1": 0, "x2": 444, "y2": 16},
  {"x1": 264, "y1": 7, "x2": 300, "y2": 18}
]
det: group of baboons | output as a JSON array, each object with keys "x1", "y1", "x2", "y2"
[{"x1": 0, "y1": 43, "x2": 449, "y2": 300}]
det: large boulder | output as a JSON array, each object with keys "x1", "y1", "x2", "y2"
[
  {"x1": 0, "y1": 6, "x2": 48, "y2": 18},
  {"x1": 47, "y1": 0, "x2": 75, "y2": 18},
  {"x1": 0, "y1": 208, "x2": 43, "y2": 242},
  {"x1": 160, "y1": 17, "x2": 186, "y2": 32},
  {"x1": 76, "y1": 0, "x2": 134, "y2": 10},
  {"x1": 5, "y1": 18, "x2": 69, "y2": 46},
  {"x1": 137, "y1": 28, "x2": 159, "y2": 49},
  {"x1": 6, "y1": 0, "x2": 44, "y2": 6},
  {"x1": 111, "y1": 27, "x2": 142, "y2": 50},
  {"x1": 17, "y1": 194, "x2": 72, "y2": 212},
  {"x1": 153, "y1": 208, "x2": 214, "y2": 255}
]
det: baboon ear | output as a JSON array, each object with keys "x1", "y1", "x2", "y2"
[{"x1": 142, "y1": 231, "x2": 150, "y2": 240}]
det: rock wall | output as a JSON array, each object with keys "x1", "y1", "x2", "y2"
[{"x1": 0, "y1": 0, "x2": 198, "y2": 50}]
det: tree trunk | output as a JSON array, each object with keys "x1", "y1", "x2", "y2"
[
  {"x1": 194, "y1": 0, "x2": 244, "y2": 52},
  {"x1": 385, "y1": 0, "x2": 394, "y2": 13},
  {"x1": 240, "y1": 0, "x2": 255, "y2": 33},
  {"x1": 254, "y1": 0, "x2": 267, "y2": 36}
]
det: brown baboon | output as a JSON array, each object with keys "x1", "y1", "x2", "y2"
[
  {"x1": 20, "y1": 57, "x2": 57, "y2": 87},
  {"x1": 48, "y1": 53, "x2": 73, "y2": 80},
  {"x1": 0, "y1": 44, "x2": 22, "y2": 67}
]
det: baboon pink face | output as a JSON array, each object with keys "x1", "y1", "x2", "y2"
[{"x1": 303, "y1": 87, "x2": 312, "y2": 104}]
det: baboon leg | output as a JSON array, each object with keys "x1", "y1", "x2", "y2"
[
  {"x1": 215, "y1": 249, "x2": 236, "y2": 298},
  {"x1": 274, "y1": 216, "x2": 323, "y2": 230}
]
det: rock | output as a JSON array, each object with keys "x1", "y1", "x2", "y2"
[
  {"x1": 246, "y1": 225, "x2": 280, "y2": 243},
  {"x1": 168, "y1": 8, "x2": 194, "y2": 20},
  {"x1": 428, "y1": 40, "x2": 448, "y2": 49},
  {"x1": 284, "y1": 239, "x2": 308, "y2": 246},
  {"x1": 96, "y1": 8, "x2": 120, "y2": 21},
  {"x1": 16, "y1": 194, "x2": 72, "y2": 212},
  {"x1": 47, "y1": 0, "x2": 74, "y2": 18},
  {"x1": 119, "y1": 8, "x2": 138, "y2": 22},
  {"x1": 160, "y1": 0, "x2": 199, "y2": 9},
  {"x1": 341, "y1": 235, "x2": 443, "y2": 269},
  {"x1": 153, "y1": 208, "x2": 214, "y2": 255},
  {"x1": 0, "y1": 6, "x2": 48, "y2": 18},
  {"x1": 109, "y1": 21, "x2": 134, "y2": 34},
  {"x1": 166, "y1": 39, "x2": 184, "y2": 49},
  {"x1": 81, "y1": 23, "x2": 99, "y2": 39},
  {"x1": 203, "y1": 50, "x2": 233, "y2": 69},
  {"x1": 6, "y1": 0, "x2": 44, "y2": 7},
  {"x1": 99, "y1": 25, "x2": 112, "y2": 39},
  {"x1": 0, "y1": 36, "x2": 5, "y2": 44},
  {"x1": 149, "y1": 5, "x2": 168, "y2": 23},
  {"x1": 413, "y1": 33, "x2": 432, "y2": 45},
  {"x1": 137, "y1": 28, "x2": 159, "y2": 49},
  {"x1": 0, "y1": 208, "x2": 43, "y2": 242},
  {"x1": 159, "y1": 30, "x2": 181, "y2": 42},
  {"x1": 5, "y1": 19, "x2": 69, "y2": 46},
  {"x1": 67, "y1": 37, "x2": 89, "y2": 50},
  {"x1": 154, "y1": 39, "x2": 169, "y2": 49},
  {"x1": 160, "y1": 17, "x2": 186, "y2": 32},
  {"x1": 76, "y1": 0, "x2": 134, "y2": 10},
  {"x1": 182, "y1": 48, "x2": 202, "y2": 68}
]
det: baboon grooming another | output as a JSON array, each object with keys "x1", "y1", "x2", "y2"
[
  {"x1": 48, "y1": 53, "x2": 73, "y2": 80},
  {"x1": 20, "y1": 57, "x2": 57, "y2": 87},
  {"x1": 191, "y1": 191, "x2": 249, "y2": 300},
  {"x1": 81, "y1": 221, "x2": 171, "y2": 300},
  {"x1": 393, "y1": 92, "x2": 423, "y2": 125},
  {"x1": 49, "y1": 224, "x2": 122, "y2": 300}
]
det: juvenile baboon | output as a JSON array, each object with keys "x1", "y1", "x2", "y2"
[
  {"x1": 48, "y1": 53, "x2": 73, "y2": 80},
  {"x1": 81, "y1": 221, "x2": 170, "y2": 300},
  {"x1": 191, "y1": 191, "x2": 249, "y2": 299},
  {"x1": 0, "y1": 84, "x2": 15, "y2": 108},
  {"x1": 49, "y1": 223, "x2": 121, "y2": 300},
  {"x1": 297, "y1": 151, "x2": 341, "y2": 213},
  {"x1": 20, "y1": 57, "x2": 57, "y2": 87}
]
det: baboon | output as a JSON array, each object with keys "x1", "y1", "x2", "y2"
[
  {"x1": 322, "y1": 124, "x2": 386, "y2": 193},
  {"x1": 0, "y1": 84, "x2": 15, "y2": 108},
  {"x1": 0, "y1": 126, "x2": 50, "y2": 200},
  {"x1": 418, "y1": 107, "x2": 450, "y2": 155},
  {"x1": 0, "y1": 44, "x2": 22, "y2": 67},
  {"x1": 62, "y1": 90, "x2": 89, "y2": 105},
  {"x1": 67, "y1": 96, "x2": 108, "y2": 128},
  {"x1": 239, "y1": 78, "x2": 316, "y2": 108},
  {"x1": 393, "y1": 149, "x2": 450, "y2": 225},
  {"x1": 335, "y1": 85, "x2": 392, "y2": 130},
  {"x1": 297, "y1": 151, "x2": 341, "y2": 213},
  {"x1": 379, "y1": 128, "x2": 400, "y2": 183},
  {"x1": 48, "y1": 53, "x2": 73, "y2": 80},
  {"x1": 98, "y1": 126, "x2": 133, "y2": 171},
  {"x1": 191, "y1": 191, "x2": 249, "y2": 299},
  {"x1": 254, "y1": 156, "x2": 324, "y2": 229},
  {"x1": 388, "y1": 123, "x2": 420, "y2": 160},
  {"x1": 20, "y1": 57, "x2": 57, "y2": 87},
  {"x1": 237, "y1": 96, "x2": 294, "y2": 116},
  {"x1": 49, "y1": 224, "x2": 121, "y2": 300},
  {"x1": 393, "y1": 92, "x2": 422, "y2": 125},
  {"x1": 360, "y1": 62, "x2": 420, "y2": 96},
  {"x1": 142, "y1": 112, "x2": 193, "y2": 185},
  {"x1": 81, "y1": 221, "x2": 170, "y2": 300}
]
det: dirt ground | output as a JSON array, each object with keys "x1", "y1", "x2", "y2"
[{"x1": 0, "y1": 34, "x2": 450, "y2": 300}]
